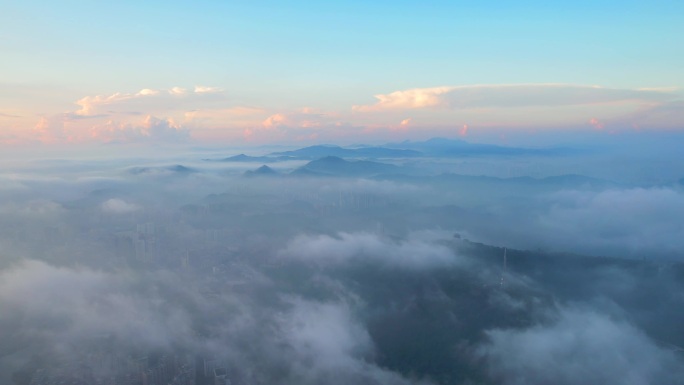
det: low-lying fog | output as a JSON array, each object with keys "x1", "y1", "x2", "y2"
[{"x1": 1, "y1": 137, "x2": 682, "y2": 385}]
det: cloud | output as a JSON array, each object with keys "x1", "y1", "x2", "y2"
[
  {"x1": 620, "y1": 100, "x2": 684, "y2": 130},
  {"x1": 262, "y1": 109, "x2": 339, "y2": 129},
  {"x1": 535, "y1": 188, "x2": 684, "y2": 258},
  {"x1": 229, "y1": 108, "x2": 363, "y2": 143},
  {"x1": 2, "y1": 153, "x2": 683, "y2": 384},
  {"x1": 183, "y1": 106, "x2": 269, "y2": 140},
  {"x1": 33, "y1": 116, "x2": 66, "y2": 143},
  {"x1": 353, "y1": 84, "x2": 677, "y2": 112},
  {"x1": 353, "y1": 86, "x2": 452, "y2": 112},
  {"x1": 281, "y1": 300, "x2": 373, "y2": 370},
  {"x1": 169, "y1": 86, "x2": 187, "y2": 95},
  {"x1": 279, "y1": 299, "x2": 428, "y2": 385},
  {"x1": 74, "y1": 86, "x2": 226, "y2": 117},
  {"x1": 5, "y1": 82, "x2": 684, "y2": 145},
  {"x1": 465, "y1": 187, "x2": 684, "y2": 260},
  {"x1": 589, "y1": 117, "x2": 605, "y2": 130},
  {"x1": 280, "y1": 231, "x2": 462, "y2": 269},
  {"x1": 100, "y1": 198, "x2": 140, "y2": 213},
  {"x1": 459, "y1": 123, "x2": 469, "y2": 136},
  {"x1": 0, "y1": 261, "x2": 197, "y2": 355},
  {"x1": 185, "y1": 106, "x2": 265, "y2": 123},
  {"x1": 0, "y1": 200, "x2": 66, "y2": 220},
  {"x1": 262, "y1": 113, "x2": 291, "y2": 128},
  {"x1": 479, "y1": 306, "x2": 684, "y2": 385},
  {"x1": 0, "y1": 132, "x2": 25, "y2": 145},
  {"x1": 89, "y1": 115, "x2": 190, "y2": 143},
  {"x1": 194, "y1": 85, "x2": 223, "y2": 94},
  {"x1": 394, "y1": 118, "x2": 412, "y2": 132}
]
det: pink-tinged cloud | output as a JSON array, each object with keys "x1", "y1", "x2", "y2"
[
  {"x1": 383, "y1": 118, "x2": 412, "y2": 132},
  {"x1": 4, "y1": 82, "x2": 683, "y2": 147},
  {"x1": 184, "y1": 106, "x2": 266, "y2": 132},
  {"x1": 89, "y1": 116, "x2": 189, "y2": 143},
  {"x1": 353, "y1": 84, "x2": 677, "y2": 112},
  {"x1": 74, "y1": 86, "x2": 226, "y2": 117},
  {"x1": 589, "y1": 118, "x2": 605, "y2": 130},
  {"x1": 624, "y1": 100, "x2": 684, "y2": 130},
  {"x1": 353, "y1": 87, "x2": 452, "y2": 112},
  {"x1": 33, "y1": 116, "x2": 66, "y2": 143},
  {"x1": 169, "y1": 87, "x2": 187, "y2": 95},
  {"x1": 194, "y1": 86, "x2": 223, "y2": 94},
  {"x1": 262, "y1": 113, "x2": 289, "y2": 129},
  {"x1": 261, "y1": 109, "x2": 339, "y2": 130}
]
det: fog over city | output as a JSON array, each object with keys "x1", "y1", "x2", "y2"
[
  {"x1": 1, "y1": 137, "x2": 683, "y2": 385},
  {"x1": 2, "y1": 2, "x2": 684, "y2": 383}
]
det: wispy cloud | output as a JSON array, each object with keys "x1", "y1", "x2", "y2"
[
  {"x1": 479, "y1": 305, "x2": 684, "y2": 385},
  {"x1": 353, "y1": 84, "x2": 677, "y2": 112},
  {"x1": 2, "y1": 82, "x2": 683, "y2": 146},
  {"x1": 75, "y1": 86, "x2": 226, "y2": 117}
]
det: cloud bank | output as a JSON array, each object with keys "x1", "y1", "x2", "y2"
[
  {"x1": 353, "y1": 84, "x2": 677, "y2": 112},
  {"x1": 479, "y1": 306, "x2": 684, "y2": 385},
  {"x1": 280, "y1": 231, "x2": 462, "y2": 269}
]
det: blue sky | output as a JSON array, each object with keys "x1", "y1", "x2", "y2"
[{"x1": 1, "y1": 0, "x2": 682, "y2": 145}]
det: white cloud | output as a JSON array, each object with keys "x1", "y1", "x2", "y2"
[
  {"x1": 479, "y1": 306, "x2": 684, "y2": 385},
  {"x1": 169, "y1": 86, "x2": 188, "y2": 95},
  {"x1": 468, "y1": 187, "x2": 684, "y2": 260},
  {"x1": 194, "y1": 85, "x2": 223, "y2": 94},
  {"x1": 0, "y1": 261, "x2": 196, "y2": 353},
  {"x1": 536, "y1": 188, "x2": 684, "y2": 258},
  {"x1": 280, "y1": 231, "x2": 462, "y2": 269},
  {"x1": 89, "y1": 115, "x2": 190, "y2": 143},
  {"x1": 262, "y1": 109, "x2": 339, "y2": 129},
  {"x1": 353, "y1": 84, "x2": 676, "y2": 112},
  {"x1": 100, "y1": 198, "x2": 140, "y2": 213},
  {"x1": 74, "y1": 86, "x2": 226, "y2": 117},
  {"x1": 279, "y1": 299, "x2": 428, "y2": 384},
  {"x1": 0, "y1": 199, "x2": 66, "y2": 219},
  {"x1": 281, "y1": 300, "x2": 372, "y2": 370},
  {"x1": 353, "y1": 86, "x2": 452, "y2": 112}
]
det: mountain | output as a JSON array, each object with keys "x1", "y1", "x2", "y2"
[
  {"x1": 126, "y1": 164, "x2": 197, "y2": 176},
  {"x1": 206, "y1": 154, "x2": 282, "y2": 163},
  {"x1": 218, "y1": 138, "x2": 578, "y2": 164},
  {"x1": 385, "y1": 137, "x2": 577, "y2": 157},
  {"x1": 378, "y1": 172, "x2": 620, "y2": 190},
  {"x1": 292, "y1": 156, "x2": 401, "y2": 177},
  {"x1": 244, "y1": 165, "x2": 279, "y2": 177},
  {"x1": 271, "y1": 145, "x2": 421, "y2": 159}
]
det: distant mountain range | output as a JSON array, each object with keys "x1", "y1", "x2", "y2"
[
  {"x1": 206, "y1": 138, "x2": 579, "y2": 163},
  {"x1": 127, "y1": 164, "x2": 197, "y2": 176},
  {"x1": 244, "y1": 165, "x2": 279, "y2": 177},
  {"x1": 242, "y1": 156, "x2": 400, "y2": 178},
  {"x1": 291, "y1": 156, "x2": 400, "y2": 177},
  {"x1": 239, "y1": 156, "x2": 621, "y2": 188},
  {"x1": 270, "y1": 145, "x2": 421, "y2": 159},
  {"x1": 383, "y1": 137, "x2": 578, "y2": 157},
  {"x1": 207, "y1": 154, "x2": 288, "y2": 163},
  {"x1": 378, "y1": 172, "x2": 621, "y2": 190}
]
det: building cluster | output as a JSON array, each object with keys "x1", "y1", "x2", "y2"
[{"x1": 28, "y1": 352, "x2": 198, "y2": 385}]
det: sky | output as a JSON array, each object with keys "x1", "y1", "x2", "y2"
[{"x1": 1, "y1": 0, "x2": 683, "y2": 146}]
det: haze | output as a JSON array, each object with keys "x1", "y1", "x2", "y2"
[{"x1": 1, "y1": 1, "x2": 683, "y2": 385}]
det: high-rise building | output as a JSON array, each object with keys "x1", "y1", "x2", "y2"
[{"x1": 213, "y1": 368, "x2": 230, "y2": 385}]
